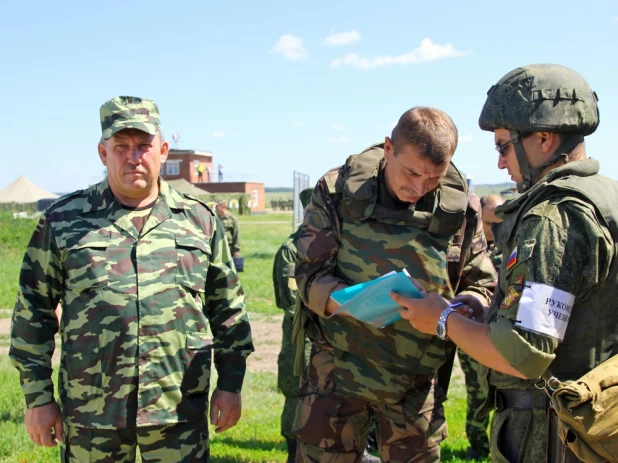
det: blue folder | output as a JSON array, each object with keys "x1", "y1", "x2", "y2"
[{"x1": 330, "y1": 269, "x2": 425, "y2": 328}]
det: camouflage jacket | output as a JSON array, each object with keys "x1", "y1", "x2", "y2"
[
  {"x1": 219, "y1": 212, "x2": 240, "y2": 254},
  {"x1": 295, "y1": 144, "x2": 497, "y2": 402},
  {"x1": 273, "y1": 227, "x2": 301, "y2": 313},
  {"x1": 10, "y1": 178, "x2": 253, "y2": 428},
  {"x1": 479, "y1": 159, "x2": 618, "y2": 392}
]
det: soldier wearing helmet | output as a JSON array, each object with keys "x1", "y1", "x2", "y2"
[{"x1": 392, "y1": 64, "x2": 618, "y2": 462}]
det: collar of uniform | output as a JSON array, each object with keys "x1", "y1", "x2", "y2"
[
  {"x1": 83, "y1": 177, "x2": 192, "y2": 214},
  {"x1": 495, "y1": 158, "x2": 600, "y2": 220},
  {"x1": 157, "y1": 178, "x2": 194, "y2": 211}
]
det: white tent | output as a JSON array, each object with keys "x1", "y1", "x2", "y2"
[{"x1": 0, "y1": 175, "x2": 59, "y2": 203}]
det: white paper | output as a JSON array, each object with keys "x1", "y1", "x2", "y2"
[{"x1": 515, "y1": 281, "x2": 575, "y2": 341}]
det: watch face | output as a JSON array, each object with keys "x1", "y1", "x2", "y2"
[{"x1": 436, "y1": 322, "x2": 445, "y2": 338}]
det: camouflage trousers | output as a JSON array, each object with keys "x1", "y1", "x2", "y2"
[
  {"x1": 61, "y1": 420, "x2": 209, "y2": 463},
  {"x1": 278, "y1": 309, "x2": 310, "y2": 440},
  {"x1": 457, "y1": 349, "x2": 489, "y2": 457},
  {"x1": 293, "y1": 344, "x2": 447, "y2": 463}
]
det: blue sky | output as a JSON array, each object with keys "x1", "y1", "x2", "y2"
[{"x1": 1, "y1": 0, "x2": 617, "y2": 193}]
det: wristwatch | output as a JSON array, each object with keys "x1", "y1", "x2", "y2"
[{"x1": 436, "y1": 307, "x2": 457, "y2": 341}]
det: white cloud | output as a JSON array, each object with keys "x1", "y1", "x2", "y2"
[
  {"x1": 459, "y1": 135, "x2": 474, "y2": 143},
  {"x1": 322, "y1": 30, "x2": 361, "y2": 46},
  {"x1": 293, "y1": 121, "x2": 305, "y2": 127},
  {"x1": 270, "y1": 34, "x2": 308, "y2": 60},
  {"x1": 390, "y1": 120, "x2": 397, "y2": 130},
  {"x1": 70, "y1": 168, "x2": 79, "y2": 173},
  {"x1": 332, "y1": 123, "x2": 345, "y2": 131},
  {"x1": 329, "y1": 136, "x2": 350, "y2": 143},
  {"x1": 212, "y1": 131, "x2": 225, "y2": 138},
  {"x1": 613, "y1": 16, "x2": 618, "y2": 22},
  {"x1": 331, "y1": 38, "x2": 470, "y2": 70}
]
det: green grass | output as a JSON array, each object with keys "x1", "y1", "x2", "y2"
[
  {"x1": 0, "y1": 211, "x2": 490, "y2": 462},
  {"x1": 0, "y1": 357, "x2": 487, "y2": 463},
  {"x1": 0, "y1": 213, "x2": 38, "y2": 313},
  {"x1": 238, "y1": 214, "x2": 296, "y2": 316}
]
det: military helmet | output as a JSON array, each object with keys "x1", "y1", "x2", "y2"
[{"x1": 479, "y1": 64, "x2": 599, "y2": 135}]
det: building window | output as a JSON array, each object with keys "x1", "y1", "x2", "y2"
[{"x1": 166, "y1": 162, "x2": 180, "y2": 176}]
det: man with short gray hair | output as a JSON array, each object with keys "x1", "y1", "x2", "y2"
[{"x1": 10, "y1": 95, "x2": 253, "y2": 462}]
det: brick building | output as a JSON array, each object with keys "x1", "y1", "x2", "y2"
[{"x1": 160, "y1": 149, "x2": 265, "y2": 212}]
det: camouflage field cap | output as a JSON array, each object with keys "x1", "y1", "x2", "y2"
[
  {"x1": 100, "y1": 96, "x2": 161, "y2": 139},
  {"x1": 479, "y1": 64, "x2": 599, "y2": 135},
  {"x1": 300, "y1": 188, "x2": 313, "y2": 208}
]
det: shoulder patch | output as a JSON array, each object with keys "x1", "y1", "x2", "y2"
[{"x1": 500, "y1": 275, "x2": 524, "y2": 310}]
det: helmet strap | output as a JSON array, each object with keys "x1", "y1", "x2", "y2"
[
  {"x1": 528, "y1": 133, "x2": 584, "y2": 181},
  {"x1": 510, "y1": 131, "x2": 584, "y2": 193},
  {"x1": 509, "y1": 130, "x2": 533, "y2": 193}
]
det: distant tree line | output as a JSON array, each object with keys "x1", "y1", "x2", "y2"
[{"x1": 270, "y1": 198, "x2": 294, "y2": 211}]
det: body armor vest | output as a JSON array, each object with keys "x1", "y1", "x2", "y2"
[{"x1": 319, "y1": 143, "x2": 469, "y2": 402}]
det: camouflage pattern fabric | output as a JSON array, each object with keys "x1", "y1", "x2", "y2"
[
  {"x1": 457, "y1": 349, "x2": 489, "y2": 458},
  {"x1": 487, "y1": 242, "x2": 502, "y2": 270},
  {"x1": 219, "y1": 211, "x2": 240, "y2": 255},
  {"x1": 293, "y1": 344, "x2": 446, "y2": 463},
  {"x1": 62, "y1": 420, "x2": 208, "y2": 462},
  {"x1": 294, "y1": 145, "x2": 496, "y2": 461},
  {"x1": 100, "y1": 96, "x2": 161, "y2": 139},
  {"x1": 476, "y1": 160, "x2": 618, "y2": 462},
  {"x1": 478, "y1": 64, "x2": 599, "y2": 136},
  {"x1": 9, "y1": 178, "x2": 254, "y2": 428},
  {"x1": 273, "y1": 226, "x2": 310, "y2": 440}
]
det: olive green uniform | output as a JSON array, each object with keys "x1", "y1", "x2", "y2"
[
  {"x1": 457, "y1": 241, "x2": 502, "y2": 459},
  {"x1": 477, "y1": 160, "x2": 618, "y2": 462},
  {"x1": 219, "y1": 211, "x2": 240, "y2": 255},
  {"x1": 273, "y1": 227, "x2": 310, "y2": 441}
]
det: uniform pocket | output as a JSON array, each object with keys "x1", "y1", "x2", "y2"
[
  {"x1": 293, "y1": 381, "x2": 369, "y2": 452},
  {"x1": 402, "y1": 385, "x2": 448, "y2": 448},
  {"x1": 175, "y1": 235, "x2": 211, "y2": 293},
  {"x1": 490, "y1": 408, "x2": 532, "y2": 463},
  {"x1": 65, "y1": 230, "x2": 110, "y2": 290},
  {"x1": 181, "y1": 331, "x2": 213, "y2": 396},
  {"x1": 62, "y1": 336, "x2": 102, "y2": 400}
]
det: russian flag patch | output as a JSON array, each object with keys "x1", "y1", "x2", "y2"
[{"x1": 506, "y1": 247, "x2": 517, "y2": 270}]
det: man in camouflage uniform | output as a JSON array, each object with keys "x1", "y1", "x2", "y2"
[
  {"x1": 480, "y1": 194, "x2": 505, "y2": 269},
  {"x1": 9, "y1": 96, "x2": 254, "y2": 462},
  {"x1": 394, "y1": 64, "x2": 618, "y2": 462},
  {"x1": 273, "y1": 188, "x2": 313, "y2": 463},
  {"x1": 215, "y1": 200, "x2": 240, "y2": 257},
  {"x1": 456, "y1": 193, "x2": 506, "y2": 460},
  {"x1": 294, "y1": 107, "x2": 497, "y2": 462}
]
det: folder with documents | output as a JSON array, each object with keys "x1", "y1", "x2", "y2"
[{"x1": 329, "y1": 269, "x2": 424, "y2": 328}]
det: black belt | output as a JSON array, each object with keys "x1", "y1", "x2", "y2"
[{"x1": 496, "y1": 389, "x2": 534, "y2": 411}]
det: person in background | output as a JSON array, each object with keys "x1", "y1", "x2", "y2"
[
  {"x1": 272, "y1": 188, "x2": 313, "y2": 463},
  {"x1": 215, "y1": 199, "x2": 241, "y2": 258},
  {"x1": 480, "y1": 194, "x2": 505, "y2": 269},
  {"x1": 456, "y1": 193, "x2": 506, "y2": 460}
]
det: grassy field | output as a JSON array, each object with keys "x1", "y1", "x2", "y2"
[{"x1": 0, "y1": 211, "x2": 489, "y2": 462}]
